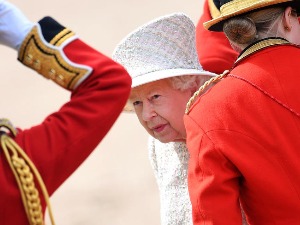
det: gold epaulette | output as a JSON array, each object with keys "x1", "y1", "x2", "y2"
[
  {"x1": 18, "y1": 24, "x2": 92, "y2": 90},
  {"x1": 185, "y1": 70, "x2": 229, "y2": 114},
  {"x1": 0, "y1": 118, "x2": 56, "y2": 225}
]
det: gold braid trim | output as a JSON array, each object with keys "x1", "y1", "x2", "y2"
[
  {"x1": 0, "y1": 119, "x2": 55, "y2": 225},
  {"x1": 219, "y1": 0, "x2": 291, "y2": 17},
  {"x1": 49, "y1": 28, "x2": 74, "y2": 46},
  {"x1": 185, "y1": 70, "x2": 229, "y2": 114},
  {"x1": 236, "y1": 38, "x2": 290, "y2": 63},
  {"x1": 18, "y1": 25, "x2": 91, "y2": 90}
]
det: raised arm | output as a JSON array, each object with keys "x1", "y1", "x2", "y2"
[{"x1": 0, "y1": 1, "x2": 131, "y2": 224}]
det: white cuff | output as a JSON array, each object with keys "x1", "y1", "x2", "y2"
[{"x1": 0, "y1": 0, "x2": 34, "y2": 50}]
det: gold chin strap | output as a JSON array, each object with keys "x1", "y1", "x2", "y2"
[
  {"x1": 0, "y1": 119, "x2": 55, "y2": 225},
  {"x1": 185, "y1": 70, "x2": 229, "y2": 114}
]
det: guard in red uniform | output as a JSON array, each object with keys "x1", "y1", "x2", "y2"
[
  {"x1": 195, "y1": 0, "x2": 238, "y2": 74},
  {"x1": 185, "y1": 0, "x2": 300, "y2": 224},
  {"x1": 0, "y1": 1, "x2": 131, "y2": 224}
]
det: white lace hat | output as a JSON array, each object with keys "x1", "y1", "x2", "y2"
[{"x1": 112, "y1": 12, "x2": 216, "y2": 89}]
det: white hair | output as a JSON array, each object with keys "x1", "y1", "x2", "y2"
[{"x1": 168, "y1": 75, "x2": 211, "y2": 91}]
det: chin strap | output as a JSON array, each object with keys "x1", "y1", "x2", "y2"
[{"x1": 0, "y1": 119, "x2": 55, "y2": 225}]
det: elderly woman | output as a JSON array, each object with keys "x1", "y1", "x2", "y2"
[
  {"x1": 113, "y1": 12, "x2": 216, "y2": 225},
  {"x1": 113, "y1": 8, "x2": 247, "y2": 224},
  {"x1": 184, "y1": 0, "x2": 300, "y2": 224}
]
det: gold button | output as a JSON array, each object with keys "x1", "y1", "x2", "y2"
[
  {"x1": 56, "y1": 74, "x2": 65, "y2": 85},
  {"x1": 25, "y1": 54, "x2": 33, "y2": 64},
  {"x1": 48, "y1": 69, "x2": 56, "y2": 79},
  {"x1": 33, "y1": 60, "x2": 41, "y2": 70}
]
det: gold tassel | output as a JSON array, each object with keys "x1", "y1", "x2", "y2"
[{"x1": 0, "y1": 119, "x2": 56, "y2": 225}]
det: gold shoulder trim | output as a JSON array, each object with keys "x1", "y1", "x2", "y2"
[
  {"x1": 185, "y1": 70, "x2": 229, "y2": 114},
  {"x1": 236, "y1": 38, "x2": 290, "y2": 63},
  {"x1": 18, "y1": 25, "x2": 92, "y2": 90}
]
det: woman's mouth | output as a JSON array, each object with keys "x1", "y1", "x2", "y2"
[{"x1": 152, "y1": 124, "x2": 167, "y2": 133}]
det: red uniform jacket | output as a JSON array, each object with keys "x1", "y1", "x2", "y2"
[
  {"x1": 184, "y1": 39, "x2": 300, "y2": 224},
  {"x1": 196, "y1": 0, "x2": 238, "y2": 74},
  {"x1": 0, "y1": 17, "x2": 131, "y2": 224}
]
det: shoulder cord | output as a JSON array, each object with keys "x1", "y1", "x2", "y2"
[
  {"x1": 185, "y1": 70, "x2": 229, "y2": 114},
  {"x1": 0, "y1": 120, "x2": 56, "y2": 225}
]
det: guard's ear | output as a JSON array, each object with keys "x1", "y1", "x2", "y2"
[{"x1": 283, "y1": 6, "x2": 293, "y2": 31}]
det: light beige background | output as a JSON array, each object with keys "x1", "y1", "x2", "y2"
[{"x1": 2, "y1": 0, "x2": 204, "y2": 224}]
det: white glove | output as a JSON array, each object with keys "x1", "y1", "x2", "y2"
[{"x1": 0, "y1": 0, "x2": 34, "y2": 50}]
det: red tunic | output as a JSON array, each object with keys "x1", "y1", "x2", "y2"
[
  {"x1": 184, "y1": 40, "x2": 300, "y2": 224},
  {"x1": 0, "y1": 19, "x2": 131, "y2": 224}
]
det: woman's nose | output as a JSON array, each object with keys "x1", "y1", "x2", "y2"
[{"x1": 142, "y1": 102, "x2": 157, "y2": 121}]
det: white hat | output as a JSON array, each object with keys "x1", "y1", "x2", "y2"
[{"x1": 112, "y1": 12, "x2": 216, "y2": 89}]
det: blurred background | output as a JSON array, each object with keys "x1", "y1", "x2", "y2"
[{"x1": 2, "y1": 0, "x2": 204, "y2": 224}]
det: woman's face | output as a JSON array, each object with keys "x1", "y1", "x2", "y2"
[{"x1": 129, "y1": 79, "x2": 194, "y2": 143}]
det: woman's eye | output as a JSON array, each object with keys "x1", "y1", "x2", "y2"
[
  {"x1": 133, "y1": 101, "x2": 142, "y2": 106},
  {"x1": 151, "y1": 94, "x2": 161, "y2": 100}
]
